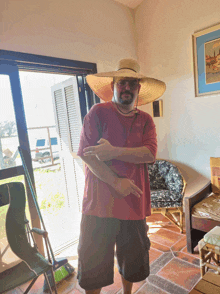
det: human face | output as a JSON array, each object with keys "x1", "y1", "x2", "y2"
[{"x1": 111, "y1": 78, "x2": 141, "y2": 106}]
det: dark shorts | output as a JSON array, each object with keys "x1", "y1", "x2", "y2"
[{"x1": 77, "y1": 215, "x2": 151, "y2": 290}]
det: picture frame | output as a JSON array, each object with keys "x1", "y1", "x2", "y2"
[
  {"x1": 193, "y1": 23, "x2": 220, "y2": 97},
  {"x1": 152, "y1": 99, "x2": 163, "y2": 117}
]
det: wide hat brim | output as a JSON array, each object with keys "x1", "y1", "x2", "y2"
[{"x1": 86, "y1": 68, "x2": 166, "y2": 106}]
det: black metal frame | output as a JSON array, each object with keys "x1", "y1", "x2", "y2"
[{"x1": 0, "y1": 49, "x2": 98, "y2": 181}]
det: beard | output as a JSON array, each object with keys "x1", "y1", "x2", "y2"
[{"x1": 119, "y1": 91, "x2": 134, "y2": 105}]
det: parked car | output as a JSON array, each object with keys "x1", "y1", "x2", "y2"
[{"x1": 34, "y1": 137, "x2": 60, "y2": 163}]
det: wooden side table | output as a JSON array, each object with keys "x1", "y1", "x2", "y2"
[
  {"x1": 189, "y1": 272, "x2": 220, "y2": 293},
  {"x1": 198, "y1": 226, "x2": 220, "y2": 276}
]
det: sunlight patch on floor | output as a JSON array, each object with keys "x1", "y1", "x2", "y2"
[{"x1": 148, "y1": 222, "x2": 165, "y2": 234}]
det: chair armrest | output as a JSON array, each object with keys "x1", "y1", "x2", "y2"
[
  {"x1": 184, "y1": 180, "x2": 212, "y2": 253},
  {"x1": 184, "y1": 180, "x2": 212, "y2": 206},
  {"x1": 184, "y1": 180, "x2": 212, "y2": 225},
  {"x1": 31, "y1": 228, "x2": 48, "y2": 238}
]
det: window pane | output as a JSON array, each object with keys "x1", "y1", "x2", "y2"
[
  {"x1": 0, "y1": 75, "x2": 19, "y2": 170},
  {"x1": 36, "y1": 139, "x2": 45, "y2": 147},
  {"x1": 50, "y1": 137, "x2": 58, "y2": 145}
]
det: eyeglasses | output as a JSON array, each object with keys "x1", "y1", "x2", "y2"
[{"x1": 116, "y1": 79, "x2": 139, "y2": 90}]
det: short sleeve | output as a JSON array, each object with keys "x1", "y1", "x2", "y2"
[
  {"x1": 143, "y1": 115, "x2": 157, "y2": 158},
  {"x1": 77, "y1": 106, "x2": 101, "y2": 157}
]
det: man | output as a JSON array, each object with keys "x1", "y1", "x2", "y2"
[{"x1": 77, "y1": 59, "x2": 166, "y2": 294}]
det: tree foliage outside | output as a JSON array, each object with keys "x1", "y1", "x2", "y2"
[
  {"x1": 0, "y1": 121, "x2": 17, "y2": 138},
  {"x1": 0, "y1": 121, "x2": 17, "y2": 169}
]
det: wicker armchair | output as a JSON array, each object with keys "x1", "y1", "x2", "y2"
[{"x1": 148, "y1": 160, "x2": 187, "y2": 233}]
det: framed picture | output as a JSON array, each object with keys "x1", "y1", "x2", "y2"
[
  {"x1": 193, "y1": 23, "x2": 220, "y2": 97},
  {"x1": 152, "y1": 99, "x2": 163, "y2": 117}
]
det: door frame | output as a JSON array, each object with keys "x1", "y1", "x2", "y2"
[{"x1": 0, "y1": 50, "x2": 97, "y2": 253}]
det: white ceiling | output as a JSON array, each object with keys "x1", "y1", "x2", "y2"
[{"x1": 113, "y1": 0, "x2": 144, "y2": 9}]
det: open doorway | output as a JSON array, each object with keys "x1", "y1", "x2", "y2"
[
  {"x1": 0, "y1": 51, "x2": 98, "y2": 256},
  {"x1": 20, "y1": 71, "x2": 84, "y2": 253}
]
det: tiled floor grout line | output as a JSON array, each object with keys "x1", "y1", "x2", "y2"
[
  {"x1": 168, "y1": 253, "x2": 201, "y2": 269},
  {"x1": 166, "y1": 243, "x2": 201, "y2": 269},
  {"x1": 188, "y1": 275, "x2": 203, "y2": 293},
  {"x1": 168, "y1": 235, "x2": 186, "y2": 251},
  {"x1": 149, "y1": 240, "x2": 172, "y2": 250},
  {"x1": 150, "y1": 246, "x2": 200, "y2": 273},
  {"x1": 181, "y1": 252, "x2": 200, "y2": 261},
  {"x1": 180, "y1": 245, "x2": 200, "y2": 257},
  {"x1": 149, "y1": 244, "x2": 170, "y2": 253},
  {"x1": 132, "y1": 281, "x2": 146, "y2": 294},
  {"x1": 146, "y1": 281, "x2": 171, "y2": 294},
  {"x1": 150, "y1": 238, "x2": 183, "y2": 258},
  {"x1": 153, "y1": 273, "x2": 191, "y2": 293},
  {"x1": 132, "y1": 280, "x2": 150, "y2": 294},
  {"x1": 150, "y1": 228, "x2": 197, "y2": 261},
  {"x1": 153, "y1": 252, "x2": 175, "y2": 275},
  {"x1": 169, "y1": 247, "x2": 178, "y2": 259},
  {"x1": 158, "y1": 227, "x2": 185, "y2": 235}
]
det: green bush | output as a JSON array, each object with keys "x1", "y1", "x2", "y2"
[{"x1": 40, "y1": 192, "x2": 65, "y2": 213}]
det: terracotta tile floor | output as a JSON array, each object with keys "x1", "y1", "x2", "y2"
[{"x1": 6, "y1": 214, "x2": 203, "y2": 294}]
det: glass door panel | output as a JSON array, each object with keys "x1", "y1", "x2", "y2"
[
  {"x1": 0, "y1": 75, "x2": 19, "y2": 170},
  {"x1": 19, "y1": 71, "x2": 84, "y2": 253}
]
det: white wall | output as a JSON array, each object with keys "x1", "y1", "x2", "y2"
[
  {"x1": 2, "y1": 0, "x2": 220, "y2": 183},
  {"x1": 135, "y1": 0, "x2": 220, "y2": 182},
  {"x1": 1, "y1": 0, "x2": 137, "y2": 72}
]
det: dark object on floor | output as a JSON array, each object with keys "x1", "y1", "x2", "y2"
[
  {"x1": 18, "y1": 147, "x2": 75, "y2": 292},
  {"x1": 0, "y1": 182, "x2": 57, "y2": 294},
  {"x1": 148, "y1": 159, "x2": 186, "y2": 233}
]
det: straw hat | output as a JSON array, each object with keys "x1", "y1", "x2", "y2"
[{"x1": 86, "y1": 59, "x2": 166, "y2": 106}]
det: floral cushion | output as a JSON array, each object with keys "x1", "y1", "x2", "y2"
[
  {"x1": 147, "y1": 162, "x2": 168, "y2": 190},
  {"x1": 151, "y1": 190, "x2": 183, "y2": 208},
  {"x1": 148, "y1": 160, "x2": 184, "y2": 208}
]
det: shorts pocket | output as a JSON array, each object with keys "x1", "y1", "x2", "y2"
[{"x1": 145, "y1": 235, "x2": 151, "y2": 251}]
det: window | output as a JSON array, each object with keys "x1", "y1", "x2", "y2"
[{"x1": 36, "y1": 139, "x2": 45, "y2": 147}]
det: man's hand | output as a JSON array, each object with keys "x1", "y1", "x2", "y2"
[
  {"x1": 112, "y1": 178, "x2": 143, "y2": 199},
  {"x1": 83, "y1": 138, "x2": 115, "y2": 161}
]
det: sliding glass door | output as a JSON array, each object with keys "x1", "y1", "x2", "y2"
[{"x1": 0, "y1": 51, "x2": 98, "y2": 254}]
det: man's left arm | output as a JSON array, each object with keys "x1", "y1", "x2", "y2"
[
  {"x1": 83, "y1": 138, "x2": 155, "y2": 164},
  {"x1": 110, "y1": 144, "x2": 155, "y2": 163},
  {"x1": 83, "y1": 115, "x2": 157, "y2": 164}
]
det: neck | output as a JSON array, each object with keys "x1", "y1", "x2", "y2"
[{"x1": 112, "y1": 101, "x2": 137, "y2": 116}]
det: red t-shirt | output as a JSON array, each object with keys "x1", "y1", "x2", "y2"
[{"x1": 77, "y1": 101, "x2": 157, "y2": 220}]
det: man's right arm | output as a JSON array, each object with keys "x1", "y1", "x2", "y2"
[{"x1": 79, "y1": 155, "x2": 142, "y2": 198}]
